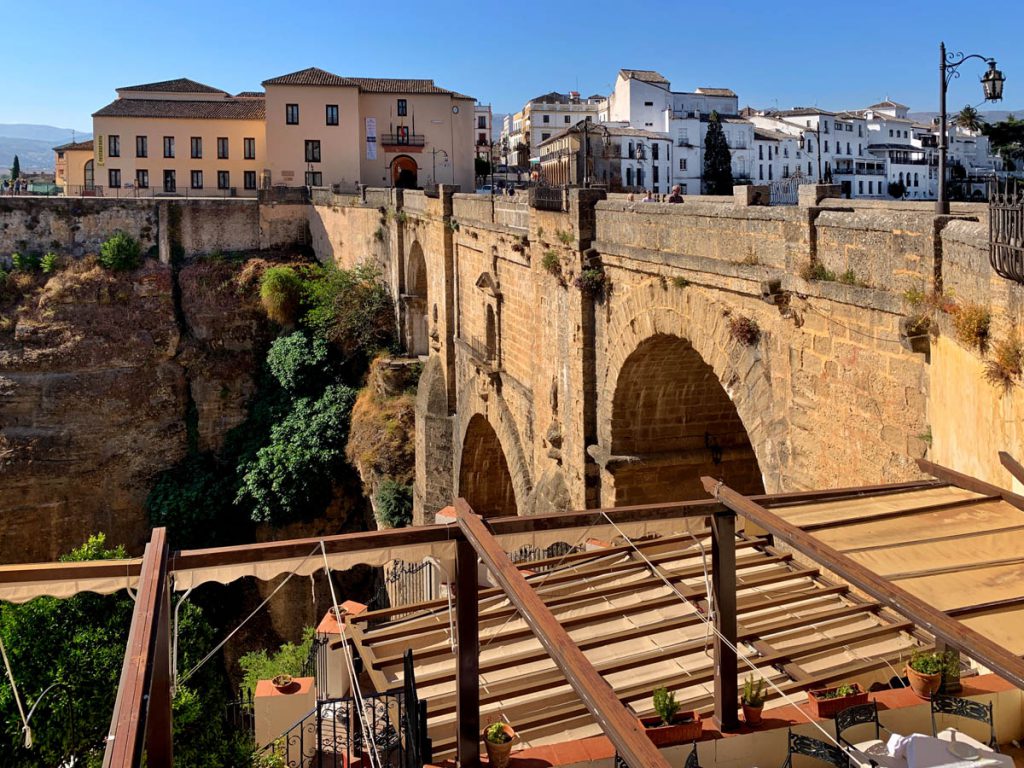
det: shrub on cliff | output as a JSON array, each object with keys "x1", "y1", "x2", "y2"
[
  {"x1": 304, "y1": 262, "x2": 397, "y2": 362},
  {"x1": 375, "y1": 479, "x2": 414, "y2": 528},
  {"x1": 98, "y1": 232, "x2": 142, "y2": 271},
  {"x1": 260, "y1": 266, "x2": 304, "y2": 325},
  {"x1": 236, "y1": 383, "x2": 357, "y2": 525},
  {"x1": 266, "y1": 330, "x2": 332, "y2": 394}
]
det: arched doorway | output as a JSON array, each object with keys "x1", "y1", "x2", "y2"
[
  {"x1": 459, "y1": 415, "x2": 516, "y2": 518},
  {"x1": 609, "y1": 334, "x2": 764, "y2": 505},
  {"x1": 406, "y1": 242, "x2": 428, "y2": 356},
  {"x1": 83, "y1": 160, "x2": 94, "y2": 192},
  {"x1": 392, "y1": 156, "x2": 418, "y2": 189}
]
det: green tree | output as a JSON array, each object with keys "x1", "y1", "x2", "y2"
[
  {"x1": 375, "y1": 479, "x2": 413, "y2": 528},
  {"x1": 703, "y1": 111, "x2": 733, "y2": 194},
  {"x1": 10, "y1": 156, "x2": 19, "y2": 181},
  {"x1": 475, "y1": 156, "x2": 491, "y2": 179},
  {"x1": 954, "y1": 105, "x2": 983, "y2": 134},
  {"x1": 982, "y1": 115, "x2": 1024, "y2": 169},
  {"x1": 236, "y1": 384, "x2": 357, "y2": 525},
  {"x1": 98, "y1": 232, "x2": 142, "y2": 271},
  {"x1": 303, "y1": 263, "x2": 397, "y2": 363},
  {"x1": 888, "y1": 181, "x2": 907, "y2": 199}
]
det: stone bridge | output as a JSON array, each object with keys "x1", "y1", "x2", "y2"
[{"x1": 309, "y1": 185, "x2": 1024, "y2": 523}]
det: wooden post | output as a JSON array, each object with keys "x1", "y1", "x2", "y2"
[
  {"x1": 456, "y1": 536, "x2": 480, "y2": 768},
  {"x1": 456, "y1": 499, "x2": 672, "y2": 768},
  {"x1": 146, "y1": 569, "x2": 173, "y2": 767},
  {"x1": 711, "y1": 512, "x2": 740, "y2": 731}
]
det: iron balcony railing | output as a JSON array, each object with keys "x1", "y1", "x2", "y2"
[
  {"x1": 989, "y1": 180, "x2": 1024, "y2": 283},
  {"x1": 381, "y1": 133, "x2": 426, "y2": 147}
]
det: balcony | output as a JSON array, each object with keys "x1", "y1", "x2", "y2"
[{"x1": 381, "y1": 133, "x2": 426, "y2": 149}]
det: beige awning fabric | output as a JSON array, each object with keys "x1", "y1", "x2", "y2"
[
  {"x1": 172, "y1": 541, "x2": 457, "y2": 591},
  {"x1": 171, "y1": 516, "x2": 705, "y2": 591},
  {"x1": 0, "y1": 559, "x2": 142, "y2": 603}
]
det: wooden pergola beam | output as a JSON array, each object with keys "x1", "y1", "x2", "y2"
[
  {"x1": 703, "y1": 477, "x2": 1024, "y2": 690},
  {"x1": 455, "y1": 499, "x2": 671, "y2": 768},
  {"x1": 917, "y1": 458, "x2": 1024, "y2": 511},
  {"x1": 998, "y1": 451, "x2": 1024, "y2": 487},
  {"x1": 102, "y1": 528, "x2": 171, "y2": 768}
]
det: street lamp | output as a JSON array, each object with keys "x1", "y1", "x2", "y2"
[{"x1": 937, "y1": 42, "x2": 1005, "y2": 213}]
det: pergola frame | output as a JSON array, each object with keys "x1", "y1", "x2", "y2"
[{"x1": 2, "y1": 462, "x2": 1023, "y2": 767}]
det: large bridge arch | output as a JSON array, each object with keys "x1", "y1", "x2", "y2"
[
  {"x1": 458, "y1": 415, "x2": 517, "y2": 518},
  {"x1": 598, "y1": 279, "x2": 779, "y2": 506}
]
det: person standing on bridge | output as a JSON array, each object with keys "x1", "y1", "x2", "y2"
[{"x1": 668, "y1": 184, "x2": 683, "y2": 203}]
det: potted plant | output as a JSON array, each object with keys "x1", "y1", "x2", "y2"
[
  {"x1": 639, "y1": 687, "x2": 703, "y2": 747},
  {"x1": 741, "y1": 675, "x2": 767, "y2": 725},
  {"x1": 806, "y1": 683, "x2": 869, "y2": 719},
  {"x1": 271, "y1": 674, "x2": 294, "y2": 692},
  {"x1": 906, "y1": 651, "x2": 945, "y2": 699},
  {"x1": 483, "y1": 721, "x2": 516, "y2": 768}
]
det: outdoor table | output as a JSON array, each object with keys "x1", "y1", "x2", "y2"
[{"x1": 900, "y1": 733, "x2": 1011, "y2": 768}]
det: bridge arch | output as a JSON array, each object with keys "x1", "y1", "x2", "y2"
[
  {"x1": 598, "y1": 279, "x2": 777, "y2": 506},
  {"x1": 405, "y1": 240, "x2": 429, "y2": 356},
  {"x1": 458, "y1": 415, "x2": 517, "y2": 518}
]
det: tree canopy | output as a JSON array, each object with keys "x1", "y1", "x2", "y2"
[
  {"x1": 9, "y1": 156, "x2": 19, "y2": 181},
  {"x1": 703, "y1": 111, "x2": 733, "y2": 195}
]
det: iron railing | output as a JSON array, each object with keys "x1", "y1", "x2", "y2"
[
  {"x1": 509, "y1": 541, "x2": 583, "y2": 571},
  {"x1": 768, "y1": 176, "x2": 802, "y2": 206},
  {"x1": 302, "y1": 634, "x2": 330, "y2": 692},
  {"x1": 989, "y1": 179, "x2": 1024, "y2": 283},
  {"x1": 256, "y1": 650, "x2": 430, "y2": 768},
  {"x1": 367, "y1": 559, "x2": 440, "y2": 623},
  {"x1": 381, "y1": 134, "x2": 426, "y2": 147},
  {"x1": 529, "y1": 185, "x2": 568, "y2": 211}
]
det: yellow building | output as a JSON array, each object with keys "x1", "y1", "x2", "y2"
[
  {"x1": 261, "y1": 67, "x2": 476, "y2": 191},
  {"x1": 53, "y1": 139, "x2": 96, "y2": 193},
  {"x1": 92, "y1": 78, "x2": 266, "y2": 197}
]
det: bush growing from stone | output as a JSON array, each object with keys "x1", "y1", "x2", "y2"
[
  {"x1": 259, "y1": 265, "x2": 304, "y2": 325},
  {"x1": 375, "y1": 478, "x2": 413, "y2": 528},
  {"x1": 41, "y1": 252, "x2": 59, "y2": 274},
  {"x1": 98, "y1": 232, "x2": 141, "y2": 271},
  {"x1": 11, "y1": 252, "x2": 40, "y2": 272}
]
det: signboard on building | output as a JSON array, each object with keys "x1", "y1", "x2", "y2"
[
  {"x1": 96, "y1": 135, "x2": 104, "y2": 166},
  {"x1": 366, "y1": 118, "x2": 377, "y2": 160}
]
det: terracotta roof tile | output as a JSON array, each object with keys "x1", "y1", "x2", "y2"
[
  {"x1": 118, "y1": 77, "x2": 225, "y2": 94},
  {"x1": 262, "y1": 67, "x2": 354, "y2": 87},
  {"x1": 92, "y1": 98, "x2": 265, "y2": 120},
  {"x1": 53, "y1": 139, "x2": 94, "y2": 152}
]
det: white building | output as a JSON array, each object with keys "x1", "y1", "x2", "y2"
[
  {"x1": 599, "y1": 69, "x2": 752, "y2": 194},
  {"x1": 499, "y1": 91, "x2": 602, "y2": 170},
  {"x1": 474, "y1": 103, "x2": 493, "y2": 158}
]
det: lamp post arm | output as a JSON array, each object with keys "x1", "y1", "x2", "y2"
[{"x1": 943, "y1": 52, "x2": 995, "y2": 88}]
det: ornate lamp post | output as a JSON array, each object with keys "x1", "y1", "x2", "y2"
[{"x1": 937, "y1": 42, "x2": 1005, "y2": 213}]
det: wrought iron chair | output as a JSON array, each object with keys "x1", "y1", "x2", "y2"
[
  {"x1": 834, "y1": 702, "x2": 897, "y2": 767},
  {"x1": 614, "y1": 741, "x2": 702, "y2": 768},
  {"x1": 930, "y1": 694, "x2": 998, "y2": 751},
  {"x1": 780, "y1": 728, "x2": 848, "y2": 768}
]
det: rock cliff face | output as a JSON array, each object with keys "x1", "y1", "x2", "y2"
[{"x1": 0, "y1": 257, "x2": 270, "y2": 563}]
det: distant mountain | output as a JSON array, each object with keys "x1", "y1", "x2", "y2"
[
  {"x1": 0, "y1": 123, "x2": 90, "y2": 142},
  {"x1": 0, "y1": 125, "x2": 92, "y2": 172}
]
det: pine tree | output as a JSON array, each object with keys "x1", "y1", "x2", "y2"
[
  {"x1": 10, "y1": 154, "x2": 20, "y2": 181},
  {"x1": 703, "y1": 111, "x2": 733, "y2": 194}
]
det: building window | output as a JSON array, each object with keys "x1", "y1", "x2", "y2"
[
  {"x1": 914, "y1": 172, "x2": 920, "y2": 187},
  {"x1": 244, "y1": 137, "x2": 256, "y2": 160},
  {"x1": 824, "y1": 140, "x2": 829, "y2": 152},
  {"x1": 163, "y1": 170, "x2": 176, "y2": 193},
  {"x1": 759, "y1": 145, "x2": 763, "y2": 160},
  {"x1": 244, "y1": 170, "x2": 257, "y2": 190},
  {"x1": 397, "y1": 99, "x2": 407, "y2": 116},
  {"x1": 135, "y1": 136, "x2": 147, "y2": 158},
  {"x1": 679, "y1": 158, "x2": 687, "y2": 171},
  {"x1": 305, "y1": 140, "x2": 321, "y2": 162},
  {"x1": 164, "y1": 136, "x2": 175, "y2": 158},
  {"x1": 326, "y1": 104, "x2": 339, "y2": 125},
  {"x1": 108, "y1": 135, "x2": 120, "y2": 158},
  {"x1": 626, "y1": 167, "x2": 633, "y2": 187},
  {"x1": 759, "y1": 164, "x2": 764, "y2": 180},
  {"x1": 541, "y1": 132, "x2": 550, "y2": 141},
  {"x1": 889, "y1": 129, "x2": 894, "y2": 137},
  {"x1": 653, "y1": 165, "x2": 659, "y2": 183},
  {"x1": 858, "y1": 125, "x2": 863, "y2": 137},
  {"x1": 783, "y1": 165, "x2": 789, "y2": 178},
  {"x1": 846, "y1": 142, "x2": 851, "y2": 155},
  {"x1": 218, "y1": 171, "x2": 230, "y2": 189},
  {"x1": 768, "y1": 165, "x2": 773, "y2": 180},
  {"x1": 859, "y1": 180, "x2": 864, "y2": 194},
  {"x1": 305, "y1": 171, "x2": 322, "y2": 186},
  {"x1": 808, "y1": 161, "x2": 812, "y2": 175},
  {"x1": 217, "y1": 137, "x2": 229, "y2": 159},
  {"x1": 477, "y1": 115, "x2": 487, "y2": 129},
  {"x1": 542, "y1": 114, "x2": 550, "y2": 124},
  {"x1": 108, "y1": 169, "x2": 121, "y2": 188},
  {"x1": 191, "y1": 170, "x2": 203, "y2": 189},
  {"x1": 768, "y1": 146, "x2": 773, "y2": 160},
  {"x1": 286, "y1": 103, "x2": 299, "y2": 124},
  {"x1": 191, "y1": 137, "x2": 202, "y2": 159},
  {"x1": 652, "y1": 143, "x2": 659, "y2": 160},
  {"x1": 807, "y1": 140, "x2": 814, "y2": 153},
  {"x1": 136, "y1": 169, "x2": 149, "y2": 188}
]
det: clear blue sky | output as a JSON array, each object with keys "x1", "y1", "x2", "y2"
[{"x1": 2, "y1": 0, "x2": 1019, "y2": 129}]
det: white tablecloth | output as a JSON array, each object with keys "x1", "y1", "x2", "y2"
[{"x1": 902, "y1": 734, "x2": 1011, "y2": 768}]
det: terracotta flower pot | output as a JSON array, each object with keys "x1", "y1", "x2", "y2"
[
  {"x1": 806, "y1": 683, "x2": 869, "y2": 719},
  {"x1": 483, "y1": 723, "x2": 516, "y2": 768},
  {"x1": 640, "y1": 710, "x2": 702, "y2": 747},
  {"x1": 271, "y1": 674, "x2": 294, "y2": 692},
  {"x1": 906, "y1": 664, "x2": 941, "y2": 699},
  {"x1": 742, "y1": 703, "x2": 764, "y2": 726}
]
